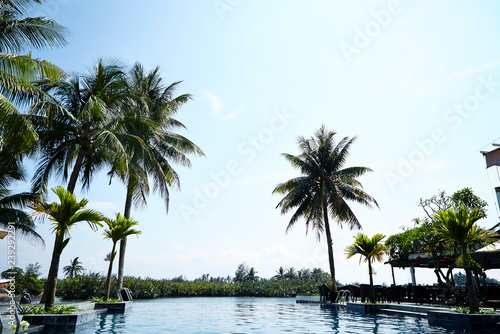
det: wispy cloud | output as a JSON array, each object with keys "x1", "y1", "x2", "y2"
[
  {"x1": 447, "y1": 59, "x2": 500, "y2": 81},
  {"x1": 203, "y1": 89, "x2": 243, "y2": 120}
]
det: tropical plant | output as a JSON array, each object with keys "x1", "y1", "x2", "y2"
[
  {"x1": 345, "y1": 233, "x2": 387, "y2": 303},
  {"x1": 103, "y1": 213, "x2": 141, "y2": 300},
  {"x1": 113, "y1": 63, "x2": 204, "y2": 291},
  {"x1": 30, "y1": 59, "x2": 139, "y2": 195},
  {"x1": 273, "y1": 125, "x2": 378, "y2": 291},
  {"x1": 0, "y1": 0, "x2": 68, "y2": 153},
  {"x1": 0, "y1": 143, "x2": 44, "y2": 245},
  {"x1": 63, "y1": 257, "x2": 84, "y2": 279},
  {"x1": 385, "y1": 188, "x2": 491, "y2": 302},
  {"x1": 433, "y1": 206, "x2": 497, "y2": 313},
  {"x1": 30, "y1": 186, "x2": 104, "y2": 310}
]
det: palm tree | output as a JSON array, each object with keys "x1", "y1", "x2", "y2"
[
  {"x1": 433, "y1": 206, "x2": 497, "y2": 312},
  {"x1": 274, "y1": 266, "x2": 286, "y2": 281},
  {"x1": 113, "y1": 63, "x2": 204, "y2": 291},
  {"x1": 103, "y1": 213, "x2": 140, "y2": 300},
  {"x1": 63, "y1": 257, "x2": 84, "y2": 279},
  {"x1": 0, "y1": 143, "x2": 44, "y2": 245},
  {"x1": 273, "y1": 125, "x2": 378, "y2": 291},
  {"x1": 0, "y1": 0, "x2": 68, "y2": 153},
  {"x1": 345, "y1": 233, "x2": 387, "y2": 303},
  {"x1": 30, "y1": 59, "x2": 140, "y2": 195},
  {"x1": 30, "y1": 186, "x2": 104, "y2": 310}
]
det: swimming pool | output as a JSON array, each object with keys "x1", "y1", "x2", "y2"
[{"x1": 47, "y1": 297, "x2": 493, "y2": 334}]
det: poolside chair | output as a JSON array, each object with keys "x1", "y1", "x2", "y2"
[
  {"x1": 318, "y1": 285, "x2": 329, "y2": 303},
  {"x1": 349, "y1": 285, "x2": 361, "y2": 302},
  {"x1": 383, "y1": 285, "x2": 403, "y2": 304},
  {"x1": 359, "y1": 284, "x2": 372, "y2": 303}
]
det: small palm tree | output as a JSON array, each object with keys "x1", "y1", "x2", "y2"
[
  {"x1": 345, "y1": 233, "x2": 387, "y2": 303},
  {"x1": 273, "y1": 125, "x2": 378, "y2": 291},
  {"x1": 30, "y1": 186, "x2": 104, "y2": 310},
  {"x1": 103, "y1": 213, "x2": 140, "y2": 300},
  {"x1": 433, "y1": 206, "x2": 497, "y2": 312},
  {"x1": 63, "y1": 257, "x2": 84, "y2": 279}
]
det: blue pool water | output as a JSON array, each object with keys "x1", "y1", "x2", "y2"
[{"x1": 33, "y1": 298, "x2": 500, "y2": 333}]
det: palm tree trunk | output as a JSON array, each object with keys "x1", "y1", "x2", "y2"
[
  {"x1": 44, "y1": 233, "x2": 62, "y2": 310},
  {"x1": 368, "y1": 261, "x2": 375, "y2": 303},
  {"x1": 67, "y1": 149, "x2": 85, "y2": 194},
  {"x1": 104, "y1": 243, "x2": 116, "y2": 300},
  {"x1": 463, "y1": 248, "x2": 479, "y2": 312},
  {"x1": 322, "y1": 200, "x2": 336, "y2": 291},
  {"x1": 117, "y1": 185, "x2": 132, "y2": 291}
]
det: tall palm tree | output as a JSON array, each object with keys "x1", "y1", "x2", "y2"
[
  {"x1": 30, "y1": 186, "x2": 104, "y2": 310},
  {"x1": 113, "y1": 63, "x2": 204, "y2": 291},
  {"x1": 0, "y1": 143, "x2": 44, "y2": 245},
  {"x1": 103, "y1": 213, "x2": 140, "y2": 300},
  {"x1": 63, "y1": 257, "x2": 84, "y2": 279},
  {"x1": 433, "y1": 206, "x2": 497, "y2": 312},
  {"x1": 345, "y1": 233, "x2": 387, "y2": 303},
  {"x1": 273, "y1": 125, "x2": 378, "y2": 291},
  {"x1": 0, "y1": 0, "x2": 68, "y2": 153},
  {"x1": 30, "y1": 59, "x2": 142, "y2": 195}
]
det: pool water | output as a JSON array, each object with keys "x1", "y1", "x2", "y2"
[{"x1": 35, "y1": 298, "x2": 500, "y2": 333}]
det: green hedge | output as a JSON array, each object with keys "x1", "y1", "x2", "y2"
[{"x1": 56, "y1": 273, "x2": 321, "y2": 300}]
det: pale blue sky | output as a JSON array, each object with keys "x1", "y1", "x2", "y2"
[{"x1": 4, "y1": 0, "x2": 500, "y2": 286}]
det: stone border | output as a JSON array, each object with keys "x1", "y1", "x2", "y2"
[
  {"x1": 22, "y1": 309, "x2": 106, "y2": 332},
  {"x1": 94, "y1": 301, "x2": 132, "y2": 313},
  {"x1": 427, "y1": 310, "x2": 500, "y2": 329}
]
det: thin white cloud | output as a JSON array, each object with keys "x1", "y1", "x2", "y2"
[
  {"x1": 446, "y1": 59, "x2": 500, "y2": 81},
  {"x1": 203, "y1": 89, "x2": 243, "y2": 120}
]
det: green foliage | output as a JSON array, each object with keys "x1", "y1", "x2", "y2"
[
  {"x1": 453, "y1": 306, "x2": 495, "y2": 315},
  {"x1": 56, "y1": 269, "x2": 329, "y2": 300},
  {"x1": 17, "y1": 303, "x2": 82, "y2": 315},
  {"x1": 89, "y1": 296, "x2": 121, "y2": 303},
  {"x1": 0, "y1": 264, "x2": 44, "y2": 295},
  {"x1": 385, "y1": 188, "x2": 489, "y2": 267}
]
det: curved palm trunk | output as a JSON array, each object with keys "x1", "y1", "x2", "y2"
[
  {"x1": 463, "y1": 248, "x2": 479, "y2": 312},
  {"x1": 117, "y1": 184, "x2": 132, "y2": 291},
  {"x1": 322, "y1": 201, "x2": 336, "y2": 292},
  {"x1": 44, "y1": 233, "x2": 62, "y2": 310},
  {"x1": 104, "y1": 242, "x2": 117, "y2": 300},
  {"x1": 40, "y1": 151, "x2": 84, "y2": 304},
  {"x1": 368, "y1": 261, "x2": 375, "y2": 303},
  {"x1": 67, "y1": 150, "x2": 85, "y2": 194}
]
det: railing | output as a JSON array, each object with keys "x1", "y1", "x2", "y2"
[
  {"x1": 117, "y1": 287, "x2": 133, "y2": 301},
  {"x1": 335, "y1": 289, "x2": 350, "y2": 304},
  {"x1": 0, "y1": 287, "x2": 20, "y2": 334}
]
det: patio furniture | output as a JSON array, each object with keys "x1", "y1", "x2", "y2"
[
  {"x1": 349, "y1": 285, "x2": 361, "y2": 302},
  {"x1": 384, "y1": 285, "x2": 403, "y2": 304}
]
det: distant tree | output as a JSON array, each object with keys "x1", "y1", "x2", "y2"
[
  {"x1": 234, "y1": 263, "x2": 250, "y2": 283},
  {"x1": 63, "y1": 257, "x2": 84, "y2": 279},
  {"x1": 274, "y1": 266, "x2": 285, "y2": 281},
  {"x1": 25, "y1": 262, "x2": 41, "y2": 277},
  {"x1": 247, "y1": 267, "x2": 258, "y2": 282},
  {"x1": 285, "y1": 267, "x2": 297, "y2": 281}
]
